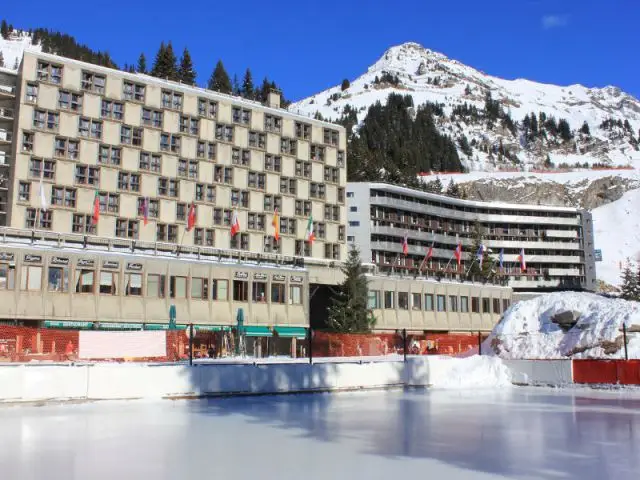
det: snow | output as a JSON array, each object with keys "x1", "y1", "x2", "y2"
[
  {"x1": 425, "y1": 356, "x2": 512, "y2": 388},
  {"x1": 0, "y1": 32, "x2": 39, "y2": 70},
  {"x1": 2, "y1": 387, "x2": 640, "y2": 479},
  {"x1": 485, "y1": 291, "x2": 640, "y2": 359}
]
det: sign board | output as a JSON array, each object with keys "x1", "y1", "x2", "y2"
[
  {"x1": 594, "y1": 249, "x2": 602, "y2": 262},
  {"x1": 78, "y1": 259, "x2": 95, "y2": 268},
  {"x1": 23, "y1": 254, "x2": 42, "y2": 263},
  {"x1": 253, "y1": 273, "x2": 267, "y2": 281},
  {"x1": 51, "y1": 256, "x2": 70, "y2": 266},
  {"x1": 234, "y1": 271, "x2": 249, "y2": 279},
  {"x1": 102, "y1": 260, "x2": 120, "y2": 269},
  {"x1": 126, "y1": 262, "x2": 143, "y2": 271},
  {"x1": 0, "y1": 252, "x2": 15, "y2": 261},
  {"x1": 290, "y1": 275, "x2": 304, "y2": 283},
  {"x1": 272, "y1": 274, "x2": 286, "y2": 282}
]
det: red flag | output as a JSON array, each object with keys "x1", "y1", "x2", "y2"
[
  {"x1": 230, "y1": 210, "x2": 240, "y2": 237},
  {"x1": 419, "y1": 243, "x2": 434, "y2": 272},
  {"x1": 454, "y1": 243, "x2": 462, "y2": 266},
  {"x1": 91, "y1": 191, "x2": 100, "y2": 225},
  {"x1": 186, "y1": 202, "x2": 196, "y2": 231},
  {"x1": 142, "y1": 197, "x2": 149, "y2": 226},
  {"x1": 402, "y1": 233, "x2": 409, "y2": 256}
]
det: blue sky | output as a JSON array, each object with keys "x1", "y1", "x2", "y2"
[{"x1": 5, "y1": 0, "x2": 640, "y2": 100}]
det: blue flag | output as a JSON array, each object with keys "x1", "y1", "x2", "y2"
[{"x1": 499, "y1": 249, "x2": 504, "y2": 269}]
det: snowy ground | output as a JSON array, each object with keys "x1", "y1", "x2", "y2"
[{"x1": 2, "y1": 387, "x2": 639, "y2": 479}]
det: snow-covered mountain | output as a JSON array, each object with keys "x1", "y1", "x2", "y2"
[
  {"x1": 0, "y1": 31, "x2": 39, "y2": 70},
  {"x1": 291, "y1": 42, "x2": 640, "y2": 171}
]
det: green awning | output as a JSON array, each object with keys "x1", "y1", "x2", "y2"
[
  {"x1": 96, "y1": 322, "x2": 143, "y2": 330},
  {"x1": 144, "y1": 324, "x2": 188, "y2": 330},
  {"x1": 243, "y1": 326, "x2": 273, "y2": 337},
  {"x1": 273, "y1": 326, "x2": 307, "y2": 339},
  {"x1": 195, "y1": 325, "x2": 231, "y2": 332},
  {"x1": 44, "y1": 321, "x2": 93, "y2": 329}
]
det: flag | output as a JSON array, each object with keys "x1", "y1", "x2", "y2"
[
  {"x1": 272, "y1": 208, "x2": 280, "y2": 242},
  {"x1": 230, "y1": 210, "x2": 240, "y2": 237},
  {"x1": 454, "y1": 243, "x2": 462, "y2": 266},
  {"x1": 304, "y1": 215, "x2": 315, "y2": 243},
  {"x1": 39, "y1": 173, "x2": 47, "y2": 212},
  {"x1": 499, "y1": 248, "x2": 504, "y2": 270},
  {"x1": 142, "y1": 197, "x2": 149, "y2": 226},
  {"x1": 91, "y1": 191, "x2": 100, "y2": 225},
  {"x1": 186, "y1": 202, "x2": 196, "y2": 231},
  {"x1": 477, "y1": 244, "x2": 486, "y2": 267},
  {"x1": 418, "y1": 243, "x2": 434, "y2": 272},
  {"x1": 402, "y1": 233, "x2": 409, "y2": 256},
  {"x1": 518, "y1": 248, "x2": 527, "y2": 272}
]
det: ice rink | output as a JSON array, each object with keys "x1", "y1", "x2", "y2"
[{"x1": 1, "y1": 387, "x2": 640, "y2": 480}]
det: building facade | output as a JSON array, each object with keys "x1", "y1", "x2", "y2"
[
  {"x1": 0, "y1": 67, "x2": 16, "y2": 225},
  {"x1": 347, "y1": 182, "x2": 596, "y2": 291}
]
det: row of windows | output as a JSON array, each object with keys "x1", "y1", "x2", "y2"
[
  {"x1": 367, "y1": 290, "x2": 510, "y2": 314},
  {"x1": 0, "y1": 264, "x2": 303, "y2": 304}
]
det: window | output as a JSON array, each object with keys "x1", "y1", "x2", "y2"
[
  {"x1": 312, "y1": 145, "x2": 326, "y2": 162},
  {"x1": 125, "y1": 273, "x2": 142, "y2": 296},
  {"x1": 502, "y1": 299, "x2": 510, "y2": 312},
  {"x1": 436, "y1": 295, "x2": 446, "y2": 312},
  {"x1": 213, "y1": 208, "x2": 232, "y2": 226},
  {"x1": 230, "y1": 233, "x2": 249, "y2": 251},
  {"x1": 294, "y1": 121, "x2": 311, "y2": 140},
  {"x1": 424, "y1": 294, "x2": 434, "y2": 311},
  {"x1": 54, "y1": 137, "x2": 79, "y2": 160},
  {"x1": 337, "y1": 151, "x2": 345, "y2": 167},
  {"x1": 191, "y1": 278, "x2": 208, "y2": 299},
  {"x1": 179, "y1": 115, "x2": 199, "y2": 135},
  {"x1": 247, "y1": 213, "x2": 266, "y2": 231},
  {"x1": 338, "y1": 188, "x2": 345, "y2": 203},
  {"x1": 231, "y1": 106, "x2": 251, "y2": 125},
  {"x1": 324, "y1": 166, "x2": 339, "y2": 183},
  {"x1": 249, "y1": 131, "x2": 266, "y2": 149},
  {"x1": 310, "y1": 182, "x2": 325, "y2": 199},
  {"x1": 120, "y1": 125, "x2": 143, "y2": 146},
  {"x1": 194, "y1": 228, "x2": 215, "y2": 246},
  {"x1": 98, "y1": 145, "x2": 121, "y2": 166},
  {"x1": 232, "y1": 148, "x2": 250, "y2": 166},
  {"x1": 72, "y1": 214, "x2": 96, "y2": 234},
  {"x1": 147, "y1": 274, "x2": 166, "y2": 298},
  {"x1": 280, "y1": 177, "x2": 296, "y2": 195},
  {"x1": 118, "y1": 172, "x2": 140, "y2": 192},
  {"x1": 449, "y1": 296, "x2": 458, "y2": 312},
  {"x1": 18, "y1": 182, "x2": 30, "y2": 202},
  {"x1": 280, "y1": 218, "x2": 297, "y2": 236},
  {"x1": 156, "y1": 223, "x2": 178, "y2": 243},
  {"x1": 252, "y1": 281, "x2": 267, "y2": 302},
  {"x1": 79, "y1": 117, "x2": 102, "y2": 139},
  {"x1": 215, "y1": 124, "x2": 234, "y2": 142},
  {"x1": 22, "y1": 132, "x2": 34, "y2": 152},
  {"x1": 263, "y1": 195, "x2": 282, "y2": 212},
  {"x1": 271, "y1": 283, "x2": 286, "y2": 304},
  {"x1": 482, "y1": 298, "x2": 491, "y2": 314},
  {"x1": 123, "y1": 81, "x2": 145, "y2": 102},
  {"x1": 176, "y1": 203, "x2": 188, "y2": 222},
  {"x1": 295, "y1": 240, "x2": 312, "y2": 257},
  {"x1": 197, "y1": 141, "x2": 216, "y2": 160},
  {"x1": 211, "y1": 279, "x2": 228, "y2": 301},
  {"x1": 141, "y1": 108, "x2": 163, "y2": 128},
  {"x1": 295, "y1": 160, "x2": 311, "y2": 178},
  {"x1": 29, "y1": 158, "x2": 56, "y2": 180},
  {"x1": 81, "y1": 71, "x2": 106, "y2": 93},
  {"x1": 264, "y1": 155, "x2": 281, "y2": 172},
  {"x1": 384, "y1": 291, "x2": 394, "y2": 309},
  {"x1": 160, "y1": 133, "x2": 181, "y2": 153},
  {"x1": 75, "y1": 165, "x2": 100, "y2": 185},
  {"x1": 461, "y1": 296, "x2": 469, "y2": 313},
  {"x1": 338, "y1": 226, "x2": 346, "y2": 242},
  {"x1": 398, "y1": 292, "x2": 409, "y2": 310},
  {"x1": 323, "y1": 128, "x2": 339, "y2": 146},
  {"x1": 280, "y1": 137, "x2": 297, "y2": 155},
  {"x1": 493, "y1": 298, "x2": 501, "y2": 314},
  {"x1": 198, "y1": 98, "x2": 217, "y2": 118},
  {"x1": 51, "y1": 186, "x2": 77, "y2": 207},
  {"x1": 139, "y1": 152, "x2": 161, "y2": 173},
  {"x1": 37, "y1": 61, "x2": 62, "y2": 84},
  {"x1": 367, "y1": 291, "x2": 380, "y2": 309},
  {"x1": 158, "y1": 177, "x2": 179, "y2": 197},
  {"x1": 263, "y1": 236, "x2": 281, "y2": 253},
  {"x1": 97, "y1": 271, "x2": 117, "y2": 295},
  {"x1": 168, "y1": 276, "x2": 187, "y2": 298},
  {"x1": 98, "y1": 192, "x2": 120, "y2": 213},
  {"x1": 233, "y1": 280, "x2": 248, "y2": 301},
  {"x1": 33, "y1": 109, "x2": 59, "y2": 131},
  {"x1": 25, "y1": 83, "x2": 38, "y2": 103},
  {"x1": 213, "y1": 166, "x2": 233, "y2": 185},
  {"x1": 231, "y1": 190, "x2": 249, "y2": 208},
  {"x1": 101, "y1": 99, "x2": 124, "y2": 120},
  {"x1": 195, "y1": 183, "x2": 216, "y2": 203},
  {"x1": 25, "y1": 208, "x2": 52, "y2": 229},
  {"x1": 0, "y1": 264, "x2": 15, "y2": 290},
  {"x1": 472, "y1": 297, "x2": 480, "y2": 313},
  {"x1": 162, "y1": 90, "x2": 183, "y2": 110},
  {"x1": 295, "y1": 200, "x2": 312, "y2": 217},
  {"x1": 290, "y1": 285, "x2": 302, "y2": 305},
  {"x1": 264, "y1": 114, "x2": 282, "y2": 132},
  {"x1": 48, "y1": 266, "x2": 69, "y2": 293},
  {"x1": 58, "y1": 90, "x2": 82, "y2": 112},
  {"x1": 247, "y1": 171, "x2": 266, "y2": 190},
  {"x1": 412, "y1": 293, "x2": 422, "y2": 310},
  {"x1": 75, "y1": 269, "x2": 95, "y2": 293},
  {"x1": 20, "y1": 266, "x2": 42, "y2": 291},
  {"x1": 115, "y1": 218, "x2": 139, "y2": 239},
  {"x1": 137, "y1": 197, "x2": 159, "y2": 219}
]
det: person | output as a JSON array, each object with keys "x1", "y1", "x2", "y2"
[{"x1": 64, "y1": 340, "x2": 74, "y2": 360}]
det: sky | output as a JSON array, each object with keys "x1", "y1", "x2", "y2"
[{"x1": 4, "y1": 0, "x2": 640, "y2": 101}]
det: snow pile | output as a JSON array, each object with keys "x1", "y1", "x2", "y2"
[
  {"x1": 485, "y1": 292, "x2": 640, "y2": 359},
  {"x1": 427, "y1": 356, "x2": 512, "y2": 388}
]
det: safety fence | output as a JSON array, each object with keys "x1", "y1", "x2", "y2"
[{"x1": 573, "y1": 360, "x2": 640, "y2": 385}]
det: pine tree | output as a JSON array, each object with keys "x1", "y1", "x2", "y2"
[
  {"x1": 458, "y1": 134, "x2": 473, "y2": 157},
  {"x1": 620, "y1": 260, "x2": 637, "y2": 301},
  {"x1": 150, "y1": 42, "x2": 167, "y2": 78},
  {"x1": 164, "y1": 42, "x2": 179, "y2": 81},
  {"x1": 558, "y1": 118, "x2": 573, "y2": 142},
  {"x1": 178, "y1": 48, "x2": 196, "y2": 85},
  {"x1": 241, "y1": 68, "x2": 254, "y2": 99},
  {"x1": 150, "y1": 42, "x2": 178, "y2": 81},
  {"x1": 445, "y1": 179, "x2": 461, "y2": 198},
  {"x1": 327, "y1": 246, "x2": 375, "y2": 333},
  {"x1": 580, "y1": 121, "x2": 590, "y2": 135},
  {"x1": 467, "y1": 221, "x2": 495, "y2": 281},
  {"x1": 0, "y1": 20, "x2": 8, "y2": 40},
  {"x1": 0, "y1": 52, "x2": 4, "y2": 69},
  {"x1": 137, "y1": 53, "x2": 147, "y2": 74},
  {"x1": 341, "y1": 79, "x2": 350, "y2": 91},
  {"x1": 208, "y1": 60, "x2": 232, "y2": 94}
]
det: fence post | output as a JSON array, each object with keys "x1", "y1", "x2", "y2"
[
  {"x1": 402, "y1": 329, "x2": 407, "y2": 363},
  {"x1": 478, "y1": 332, "x2": 482, "y2": 356},
  {"x1": 308, "y1": 327, "x2": 313, "y2": 365},
  {"x1": 189, "y1": 323, "x2": 194, "y2": 366},
  {"x1": 623, "y1": 323, "x2": 628, "y2": 361}
]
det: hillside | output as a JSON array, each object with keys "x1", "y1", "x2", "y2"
[{"x1": 291, "y1": 42, "x2": 640, "y2": 172}]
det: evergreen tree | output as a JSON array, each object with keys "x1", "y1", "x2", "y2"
[
  {"x1": 558, "y1": 118, "x2": 573, "y2": 142},
  {"x1": 445, "y1": 179, "x2": 461, "y2": 198},
  {"x1": 458, "y1": 134, "x2": 473, "y2": 157},
  {"x1": 150, "y1": 42, "x2": 178, "y2": 80},
  {"x1": 620, "y1": 260, "x2": 637, "y2": 301},
  {"x1": 0, "y1": 52, "x2": 4, "y2": 69},
  {"x1": 341, "y1": 78, "x2": 350, "y2": 91},
  {"x1": 0, "y1": 20, "x2": 8, "y2": 40},
  {"x1": 241, "y1": 68, "x2": 254, "y2": 99},
  {"x1": 580, "y1": 121, "x2": 590, "y2": 135},
  {"x1": 327, "y1": 246, "x2": 375, "y2": 333},
  {"x1": 256, "y1": 77, "x2": 271, "y2": 102},
  {"x1": 137, "y1": 53, "x2": 147, "y2": 74},
  {"x1": 464, "y1": 84, "x2": 472, "y2": 95},
  {"x1": 208, "y1": 60, "x2": 232, "y2": 94},
  {"x1": 178, "y1": 48, "x2": 196, "y2": 85},
  {"x1": 467, "y1": 221, "x2": 495, "y2": 281}
]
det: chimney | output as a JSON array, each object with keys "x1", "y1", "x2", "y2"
[{"x1": 267, "y1": 88, "x2": 281, "y2": 109}]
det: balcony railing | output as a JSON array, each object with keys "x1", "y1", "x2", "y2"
[
  {"x1": 0, "y1": 83, "x2": 15, "y2": 97},
  {"x1": 0, "y1": 108, "x2": 14, "y2": 120},
  {"x1": 0, "y1": 130, "x2": 12, "y2": 143}
]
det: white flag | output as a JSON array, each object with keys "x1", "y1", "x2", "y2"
[{"x1": 39, "y1": 176, "x2": 48, "y2": 212}]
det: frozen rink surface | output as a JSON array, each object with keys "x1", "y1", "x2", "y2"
[{"x1": 1, "y1": 387, "x2": 640, "y2": 480}]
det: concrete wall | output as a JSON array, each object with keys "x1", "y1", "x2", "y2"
[{"x1": 503, "y1": 359, "x2": 573, "y2": 385}]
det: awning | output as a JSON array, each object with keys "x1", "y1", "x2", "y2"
[
  {"x1": 243, "y1": 326, "x2": 273, "y2": 337},
  {"x1": 96, "y1": 322, "x2": 143, "y2": 330},
  {"x1": 144, "y1": 324, "x2": 188, "y2": 331},
  {"x1": 273, "y1": 326, "x2": 307, "y2": 339},
  {"x1": 44, "y1": 321, "x2": 93, "y2": 329},
  {"x1": 194, "y1": 325, "x2": 231, "y2": 332}
]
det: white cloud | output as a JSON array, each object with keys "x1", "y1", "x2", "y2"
[{"x1": 541, "y1": 15, "x2": 569, "y2": 29}]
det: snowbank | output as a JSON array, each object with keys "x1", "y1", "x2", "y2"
[
  {"x1": 426, "y1": 356, "x2": 512, "y2": 388},
  {"x1": 485, "y1": 292, "x2": 640, "y2": 359}
]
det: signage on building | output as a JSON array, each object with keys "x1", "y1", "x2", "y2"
[
  {"x1": 254, "y1": 273, "x2": 267, "y2": 280},
  {"x1": 0, "y1": 252, "x2": 15, "y2": 261},
  {"x1": 77, "y1": 259, "x2": 95, "y2": 268},
  {"x1": 272, "y1": 274, "x2": 286, "y2": 282},
  {"x1": 23, "y1": 254, "x2": 42, "y2": 263},
  {"x1": 290, "y1": 276, "x2": 304, "y2": 283},
  {"x1": 102, "y1": 260, "x2": 120, "y2": 269},
  {"x1": 126, "y1": 262, "x2": 143, "y2": 271},
  {"x1": 50, "y1": 256, "x2": 69, "y2": 266},
  {"x1": 594, "y1": 249, "x2": 602, "y2": 262},
  {"x1": 234, "y1": 271, "x2": 249, "y2": 279}
]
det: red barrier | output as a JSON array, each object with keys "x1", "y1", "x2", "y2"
[
  {"x1": 572, "y1": 360, "x2": 618, "y2": 384},
  {"x1": 616, "y1": 360, "x2": 640, "y2": 385}
]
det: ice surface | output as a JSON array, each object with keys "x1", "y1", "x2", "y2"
[{"x1": 1, "y1": 388, "x2": 640, "y2": 480}]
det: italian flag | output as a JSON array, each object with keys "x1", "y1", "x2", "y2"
[
  {"x1": 304, "y1": 215, "x2": 315, "y2": 243},
  {"x1": 230, "y1": 210, "x2": 240, "y2": 237},
  {"x1": 91, "y1": 191, "x2": 100, "y2": 225}
]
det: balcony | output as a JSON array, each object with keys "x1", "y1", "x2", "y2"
[
  {"x1": 0, "y1": 83, "x2": 15, "y2": 99},
  {"x1": 0, "y1": 108, "x2": 14, "y2": 121},
  {"x1": 544, "y1": 230, "x2": 578, "y2": 239},
  {"x1": 0, "y1": 129, "x2": 12, "y2": 145}
]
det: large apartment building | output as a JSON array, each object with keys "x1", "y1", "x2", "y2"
[{"x1": 347, "y1": 182, "x2": 597, "y2": 292}]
